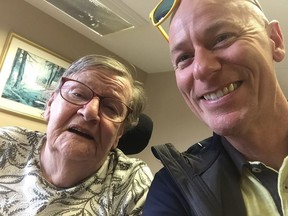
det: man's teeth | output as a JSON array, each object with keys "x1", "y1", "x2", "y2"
[{"x1": 203, "y1": 82, "x2": 239, "y2": 101}]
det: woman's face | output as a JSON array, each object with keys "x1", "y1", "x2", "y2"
[{"x1": 44, "y1": 69, "x2": 132, "y2": 170}]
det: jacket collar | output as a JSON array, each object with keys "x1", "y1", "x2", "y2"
[{"x1": 221, "y1": 136, "x2": 249, "y2": 175}]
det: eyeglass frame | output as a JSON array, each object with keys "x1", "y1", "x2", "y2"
[
  {"x1": 59, "y1": 77, "x2": 133, "y2": 123},
  {"x1": 149, "y1": 0, "x2": 263, "y2": 42}
]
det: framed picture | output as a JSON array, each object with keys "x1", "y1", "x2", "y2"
[{"x1": 0, "y1": 32, "x2": 71, "y2": 122}]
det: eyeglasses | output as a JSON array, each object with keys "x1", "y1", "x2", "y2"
[
  {"x1": 149, "y1": 0, "x2": 262, "y2": 42},
  {"x1": 60, "y1": 77, "x2": 132, "y2": 123},
  {"x1": 149, "y1": 0, "x2": 180, "y2": 42}
]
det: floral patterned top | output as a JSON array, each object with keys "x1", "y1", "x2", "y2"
[{"x1": 0, "y1": 126, "x2": 153, "y2": 216}]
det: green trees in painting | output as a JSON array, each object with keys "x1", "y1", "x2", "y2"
[{"x1": 2, "y1": 48, "x2": 65, "y2": 110}]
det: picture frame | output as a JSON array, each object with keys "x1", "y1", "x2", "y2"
[{"x1": 0, "y1": 32, "x2": 71, "y2": 122}]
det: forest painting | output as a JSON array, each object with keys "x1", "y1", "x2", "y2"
[
  {"x1": 2, "y1": 48, "x2": 65, "y2": 110},
  {"x1": 0, "y1": 33, "x2": 70, "y2": 121}
]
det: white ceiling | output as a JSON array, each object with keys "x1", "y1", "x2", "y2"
[
  {"x1": 24, "y1": 0, "x2": 288, "y2": 93},
  {"x1": 24, "y1": 0, "x2": 172, "y2": 73}
]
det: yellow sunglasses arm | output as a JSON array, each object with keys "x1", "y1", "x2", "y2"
[{"x1": 157, "y1": 25, "x2": 169, "y2": 42}]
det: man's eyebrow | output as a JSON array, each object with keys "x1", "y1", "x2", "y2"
[
  {"x1": 170, "y1": 40, "x2": 189, "y2": 56},
  {"x1": 202, "y1": 20, "x2": 238, "y2": 34}
]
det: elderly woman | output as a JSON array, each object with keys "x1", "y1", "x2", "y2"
[{"x1": 0, "y1": 54, "x2": 153, "y2": 215}]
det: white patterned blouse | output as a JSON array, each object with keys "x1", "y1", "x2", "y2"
[{"x1": 0, "y1": 126, "x2": 153, "y2": 216}]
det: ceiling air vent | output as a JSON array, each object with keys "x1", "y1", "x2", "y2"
[{"x1": 45, "y1": 0, "x2": 134, "y2": 36}]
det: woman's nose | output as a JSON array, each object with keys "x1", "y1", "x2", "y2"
[
  {"x1": 77, "y1": 97, "x2": 101, "y2": 122},
  {"x1": 192, "y1": 47, "x2": 221, "y2": 80}
]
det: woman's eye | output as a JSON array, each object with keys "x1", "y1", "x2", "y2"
[
  {"x1": 69, "y1": 89, "x2": 88, "y2": 100},
  {"x1": 72, "y1": 91, "x2": 83, "y2": 98},
  {"x1": 101, "y1": 100, "x2": 123, "y2": 117},
  {"x1": 105, "y1": 105, "x2": 120, "y2": 115}
]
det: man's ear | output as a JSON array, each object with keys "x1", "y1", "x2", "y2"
[
  {"x1": 269, "y1": 20, "x2": 285, "y2": 62},
  {"x1": 44, "y1": 93, "x2": 56, "y2": 122}
]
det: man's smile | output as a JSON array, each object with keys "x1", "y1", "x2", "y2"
[{"x1": 202, "y1": 81, "x2": 241, "y2": 101}]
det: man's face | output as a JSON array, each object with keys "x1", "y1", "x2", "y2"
[
  {"x1": 169, "y1": 0, "x2": 285, "y2": 135},
  {"x1": 44, "y1": 69, "x2": 132, "y2": 170}
]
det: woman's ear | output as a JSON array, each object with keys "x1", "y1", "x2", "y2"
[
  {"x1": 44, "y1": 93, "x2": 56, "y2": 122},
  {"x1": 111, "y1": 125, "x2": 125, "y2": 150},
  {"x1": 269, "y1": 20, "x2": 286, "y2": 62}
]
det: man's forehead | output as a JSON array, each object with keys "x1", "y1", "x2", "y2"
[
  {"x1": 172, "y1": 0, "x2": 263, "y2": 17},
  {"x1": 175, "y1": 0, "x2": 262, "y2": 9},
  {"x1": 245, "y1": 0, "x2": 262, "y2": 11},
  {"x1": 169, "y1": 0, "x2": 264, "y2": 37}
]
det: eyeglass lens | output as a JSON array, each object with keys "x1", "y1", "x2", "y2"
[
  {"x1": 154, "y1": 0, "x2": 175, "y2": 24},
  {"x1": 60, "y1": 79, "x2": 128, "y2": 122}
]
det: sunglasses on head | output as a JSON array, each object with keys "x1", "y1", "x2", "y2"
[
  {"x1": 149, "y1": 0, "x2": 180, "y2": 42},
  {"x1": 149, "y1": 0, "x2": 263, "y2": 42}
]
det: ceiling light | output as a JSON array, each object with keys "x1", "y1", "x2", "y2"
[{"x1": 45, "y1": 0, "x2": 134, "y2": 36}]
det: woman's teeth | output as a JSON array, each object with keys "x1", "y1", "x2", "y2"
[
  {"x1": 68, "y1": 128, "x2": 93, "y2": 140},
  {"x1": 203, "y1": 82, "x2": 240, "y2": 101}
]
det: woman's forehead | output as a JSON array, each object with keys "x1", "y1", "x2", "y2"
[{"x1": 71, "y1": 69, "x2": 132, "y2": 100}]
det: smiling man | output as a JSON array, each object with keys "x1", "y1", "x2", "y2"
[
  {"x1": 143, "y1": 0, "x2": 288, "y2": 215},
  {"x1": 0, "y1": 54, "x2": 153, "y2": 215}
]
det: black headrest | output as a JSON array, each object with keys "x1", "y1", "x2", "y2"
[{"x1": 118, "y1": 113, "x2": 153, "y2": 155}]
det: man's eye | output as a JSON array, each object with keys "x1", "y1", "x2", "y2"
[
  {"x1": 175, "y1": 54, "x2": 194, "y2": 70},
  {"x1": 214, "y1": 33, "x2": 236, "y2": 48}
]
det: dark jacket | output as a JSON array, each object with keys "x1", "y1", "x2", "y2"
[{"x1": 142, "y1": 134, "x2": 247, "y2": 216}]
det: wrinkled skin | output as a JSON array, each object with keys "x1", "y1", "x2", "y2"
[{"x1": 42, "y1": 69, "x2": 132, "y2": 187}]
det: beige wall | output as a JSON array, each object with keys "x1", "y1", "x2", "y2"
[
  {"x1": 0, "y1": 0, "x2": 212, "y2": 174},
  {"x1": 137, "y1": 72, "x2": 211, "y2": 174}
]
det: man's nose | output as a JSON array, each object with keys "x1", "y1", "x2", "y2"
[{"x1": 192, "y1": 47, "x2": 221, "y2": 80}]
